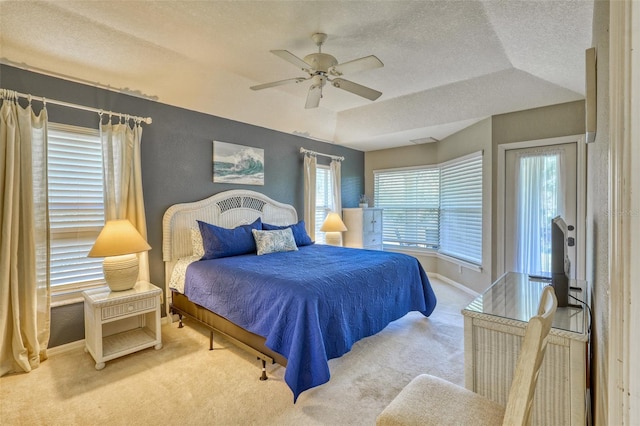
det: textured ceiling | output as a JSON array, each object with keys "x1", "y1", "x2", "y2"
[{"x1": 0, "y1": 1, "x2": 594, "y2": 151}]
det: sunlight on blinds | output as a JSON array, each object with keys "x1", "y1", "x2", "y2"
[
  {"x1": 374, "y1": 167, "x2": 440, "y2": 249},
  {"x1": 48, "y1": 123, "x2": 105, "y2": 289},
  {"x1": 439, "y1": 155, "x2": 483, "y2": 264},
  {"x1": 374, "y1": 151, "x2": 483, "y2": 265}
]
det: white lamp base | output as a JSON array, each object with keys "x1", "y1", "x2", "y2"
[
  {"x1": 325, "y1": 232, "x2": 343, "y2": 247},
  {"x1": 103, "y1": 253, "x2": 139, "y2": 291}
]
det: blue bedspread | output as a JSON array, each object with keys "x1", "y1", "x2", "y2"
[{"x1": 184, "y1": 244, "x2": 437, "y2": 402}]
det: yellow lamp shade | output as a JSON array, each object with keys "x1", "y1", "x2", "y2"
[
  {"x1": 320, "y1": 212, "x2": 347, "y2": 247},
  {"x1": 88, "y1": 219, "x2": 151, "y2": 292},
  {"x1": 88, "y1": 219, "x2": 151, "y2": 257},
  {"x1": 320, "y1": 212, "x2": 347, "y2": 232}
]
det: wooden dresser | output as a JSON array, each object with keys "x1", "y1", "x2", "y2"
[
  {"x1": 342, "y1": 208, "x2": 383, "y2": 250},
  {"x1": 462, "y1": 272, "x2": 590, "y2": 425}
]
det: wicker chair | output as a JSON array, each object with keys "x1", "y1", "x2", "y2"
[{"x1": 377, "y1": 285, "x2": 558, "y2": 426}]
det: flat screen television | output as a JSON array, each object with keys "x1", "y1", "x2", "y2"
[{"x1": 551, "y1": 215, "x2": 570, "y2": 307}]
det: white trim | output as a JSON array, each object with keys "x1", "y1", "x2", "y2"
[
  {"x1": 428, "y1": 272, "x2": 480, "y2": 297},
  {"x1": 608, "y1": 1, "x2": 639, "y2": 424},
  {"x1": 496, "y1": 134, "x2": 586, "y2": 279},
  {"x1": 384, "y1": 246, "x2": 483, "y2": 272},
  {"x1": 51, "y1": 283, "x2": 108, "y2": 307},
  {"x1": 576, "y1": 137, "x2": 587, "y2": 281},
  {"x1": 50, "y1": 294, "x2": 84, "y2": 308},
  {"x1": 630, "y1": 1, "x2": 640, "y2": 421},
  {"x1": 436, "y1": 253, "x2": 483, "y2": 273},
  {"x1": 51, "y1": 281, "x2": 108, "y2": 307},
  {"x1": 1, "y1": 58, "x2": 158, "y2": 102},
  {"x1": 46, "y1": 339, "x2": 86, "y2": 357}
]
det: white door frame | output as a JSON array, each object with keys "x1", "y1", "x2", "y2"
[
  {"x1": 496, "y1": 134, "x2": 587, "y2": 280},
  {"x1": 608, "y1": 1, "x2": 639, "y2": 424}
]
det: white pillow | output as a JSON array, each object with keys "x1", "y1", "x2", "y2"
[
  {"x1": 252, "y1": 228, "x2": 298, "y2": 256},
  {"x1": 169, "y1": 255, "x2": 200, "y2": 294},
  {"x1": 191, "y1": 227, "x2": 204, "y2": 257}
]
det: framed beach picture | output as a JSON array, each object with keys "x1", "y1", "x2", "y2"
[{"x1": 213, "y1": 141, "x2": 264, "y2": 185}]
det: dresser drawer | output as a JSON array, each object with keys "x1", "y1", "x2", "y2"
[
  {"x1": 363, "y1": 232, "x2": 382, "y2": 248},
  {"x1": 101, "y1": 296, "x2": 157, "y2": 320}
]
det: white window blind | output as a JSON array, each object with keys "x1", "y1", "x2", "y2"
[
  {"x1": 374, "y1": 151, "x2": 483, "y2": 265},
  {"x1": 48, "y1": 123, "x2": 105, "y2": 290},
  {"x1": 439, "y1": 154, "x2": 483, "y2": 264},
  {"x1": 374, "y1": 167, "x2": 440, "y2": 249},
  {"x1": 315, "y1": 166, "x2": 333, "y2": 244}
]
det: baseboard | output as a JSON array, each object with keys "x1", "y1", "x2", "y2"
[
  {"x1": 47, "y1": 316, "x2": 172, "y2": 357},
  {"x1": 429, "y1": 272, "x2": 480, "y2": 297},
  {"x1": 47, "y1": 339, "x2": 86, "y2": 357}
]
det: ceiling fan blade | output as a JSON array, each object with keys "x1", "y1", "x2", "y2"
[
  {"x1": 271, "y1": 50, "x2": 312, "y2": 72},
  {"x1": 331, "y1": 78, "x2": 382, "y2": 101},
  {"x1": 305, "y1": 85, "x2": 322, "y2": 109},
  {"x1": 329, "y1": 55, "x2": 384, "y2": 76},
  {"x1": 250, "y1": 77, "x2": 308, "y2": 91}
]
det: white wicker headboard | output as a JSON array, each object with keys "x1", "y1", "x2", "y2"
[{"x1": 162, "y1": 190, "x2": 298, "y2": 311}]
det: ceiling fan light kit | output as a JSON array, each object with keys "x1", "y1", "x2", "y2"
[{"x1": 250, "y1": 33, "x2": 384, "y2": 109}]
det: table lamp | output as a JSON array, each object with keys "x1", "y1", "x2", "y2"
[
  {"x1": 320, "y1": 212, "x2": 348, "y2": 246},
  {"x1": 88, "y1": 219, "x2": 151, "y2": 291}
]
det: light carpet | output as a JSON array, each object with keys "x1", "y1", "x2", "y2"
[{"x1": 0, "y1": 278, "x2": 474, "y2": 425}]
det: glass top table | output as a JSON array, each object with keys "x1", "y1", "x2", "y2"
[{"x1": 462, "y1": 271, "x2": 588, "y2": 335}]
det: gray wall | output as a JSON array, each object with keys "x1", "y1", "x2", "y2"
[
  {"x1": 435, "y1": 119, "x2": 493, "y2": 292},
  {"x1": 366, "y1": 101, "x2": 585, "y2": 294},
  {"x1": 0, "y1": 64, "x2": 365, "y2": 347},
  {"x1": 491, "y1": 100, "x2": 586, "y2": 281}
]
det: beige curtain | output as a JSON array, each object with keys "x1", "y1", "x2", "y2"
[
  {"x1": 303, "y1": 154, "x2": 317, "y2": 241},
  {"x1": 0, "y1": 91, "x2": 50, "y2": 376},
  {"x1": 100, "y1": 119, "x2": 149, "y2": 282},
  {"x1": 330, "y1": 159, "x2": 342, "y2": 213}
]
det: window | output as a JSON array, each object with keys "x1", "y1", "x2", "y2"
[
  {"x1": 439, "y1": 155, "x2": 483, "y2": 264},
  {"x1": 374, "y1": 167, "x2": 440, "y2": 249},
  {"x1": 314, "y1": 165, "x2": 333, "y2": 244},
  {"x1": 48, "y1": 123, "x2": 105, "y2": 293},
  {"x1": 374, "y1": 151, "x2": 483, "y2": 265}
]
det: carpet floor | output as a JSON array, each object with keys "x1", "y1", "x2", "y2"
[{"x1": 0, "y1": 278, "x2": 474, "y2": 425}]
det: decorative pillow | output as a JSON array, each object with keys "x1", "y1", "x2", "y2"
[
  {"x1": 252, "y1": 228, "x2": 298, "y2": 256},
  {"x1": 262, "y1": 220, "x2": 313, "y2": 247},
  {"x1": 191, "y1": 227, "x2": 204, "y2": 257},
  {"x1": 197, "y1": 217, "x2": 262, "y2": 260}
]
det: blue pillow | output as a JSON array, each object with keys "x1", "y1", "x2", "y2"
[
  {"x1": 262, "y1": 220, "x2": 313, "y2": 247},
  {"x1": 197, "y1": 218, "x2": 262, "y2": 260}
]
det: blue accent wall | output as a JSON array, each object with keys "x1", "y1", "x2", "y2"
[{"x1": 1, "y1": 64, "x2": 364, "y2": 346}]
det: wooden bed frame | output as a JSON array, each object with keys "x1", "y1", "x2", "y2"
[{"x1": 162, "y1": 190, "x2": 297, "y2": 378}]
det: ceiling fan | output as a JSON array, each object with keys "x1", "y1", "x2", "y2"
[{"x1": 250, "y1": 33, "x2": 384, "y2": 109}]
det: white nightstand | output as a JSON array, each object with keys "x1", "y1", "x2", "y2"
[{"x1": 83, "y1": 281, "x2": 162, "y2": 370}]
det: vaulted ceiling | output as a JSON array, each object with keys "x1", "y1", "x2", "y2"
[{"x1": 0, "y1": 1, "x2": 594, "y2": 151}]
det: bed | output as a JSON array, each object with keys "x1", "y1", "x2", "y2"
[{"x1": 163, "y1": 189, "x2": 437, "y2": 401}]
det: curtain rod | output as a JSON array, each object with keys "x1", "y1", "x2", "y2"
[
  {"x1": 300, "y1": 147, "x2": 344, "y2": 161},
  {"x1": 0, "y1": 88, "x2": 152, "y2": 124}
]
